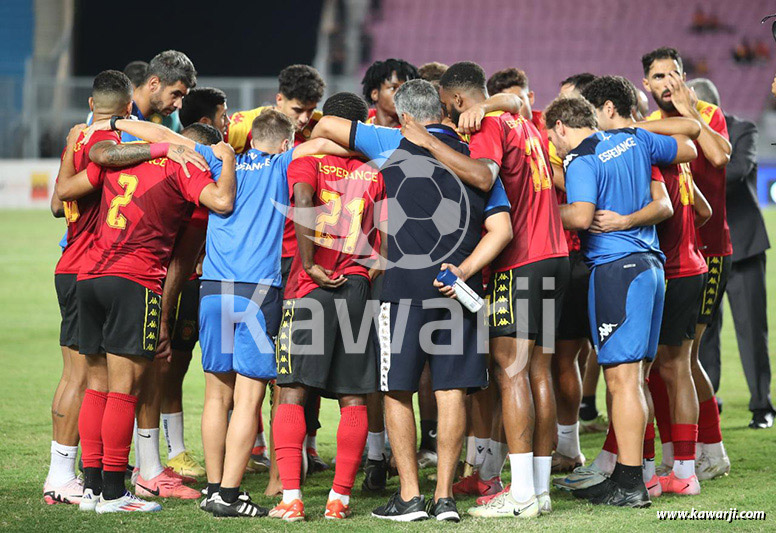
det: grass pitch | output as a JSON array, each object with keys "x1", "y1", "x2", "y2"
[{"x1": 0, "y1": 209, "x2": 774, "y2": 532}]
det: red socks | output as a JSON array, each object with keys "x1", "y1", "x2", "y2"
[
  {"x1": 698, "y1": 397, "x2": 722, "y2": 444},
  {"x1": 79, "y1": 389, "x2": 108, "y2": 469},
  {"x1": 673, "y1": 423, "x2": 698, "y2": 461},
  {"x1": 101, "y1": 392, "x2": 137, "y2": 472},
  {"x1": 603, "y1": 422, "x2": 618, "y2": 454},
  {"x1": 274, "y1": 404, "x2": 307, "y2": 490},
  {"x1": 333, "y1": 405, "x2": 368, "y2": 495},
  {"x1": 649, "y1": 370, "x2": 673, "y2": 443},
  {"x1": 643, "y1": 422, "x2": 656, "y2": 460}
]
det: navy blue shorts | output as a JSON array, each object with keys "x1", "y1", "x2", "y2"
[
  {"x1": 377, "y1": 300, "x2": 488, "y2": 392},
  {"x1": 199, "y1": 281, "x2": 282, "y2": 380},
  {"x1": 588, "y1": 253, "x2": 665, "y2": 365}
]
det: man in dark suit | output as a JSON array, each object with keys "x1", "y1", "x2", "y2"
[{"x1": 688, "y1": 79, "x2": 774, "y2": 429}]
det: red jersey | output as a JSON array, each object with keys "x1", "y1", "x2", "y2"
[
  {"x1": 284, "y1": 155, "x2": 385, "y2": 299},
  {"x1": 178, "y1": 206, "x2": 208, "y2": 281},
  {"x1": 531, "y1": 109, "x2": 550, "y2": 153},
  {"x1": 655, "y1": 165, "x2": 708, "y2": 279},
  {"x1": 55, "y1": 129, "x2": 121, "y2": 274},
  {"x1": 469, "y1": 112, "x2": 568, "y2": 271},
  {"x1": 79, "y1": 158, "x2": 215, "y2": 294},
  {"x1": 648, "y1": 101, "x2": 732, "y2": 257}
]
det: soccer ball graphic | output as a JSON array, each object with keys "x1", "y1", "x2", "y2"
[{"x1": 376, "y1": 149, "x2": 471, "y2": 271}]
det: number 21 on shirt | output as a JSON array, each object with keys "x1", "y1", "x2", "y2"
[
  {"x1": 314, "y1": 189, "x2": 365, "y2": 254},
  {"x1": 526, "y1": 136, "x2": 552, "y2": 193},
  {"x1": 106, "y1": 173, "x2": 139, "y2": 229}
]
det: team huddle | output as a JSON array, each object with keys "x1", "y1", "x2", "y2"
[{"x1": 44, "y1": 45, "x2": 733, "y2": 522}]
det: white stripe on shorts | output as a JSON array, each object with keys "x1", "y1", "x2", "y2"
[{"x1": 378, "y1": 302, "x2": 392, "y2": 392}]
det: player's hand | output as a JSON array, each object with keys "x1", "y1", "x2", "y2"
[
  {"x1": 433, "y1": 263, "x2": 464, "y2": 299},
  {"x1": 306, "y1": 264, "x2": 347, "y2": 289},
  {"x1": 66, "y1": 123, "x2": 87, "y2": 148},
  {"x1": 666, "y1": 73, "x2": 698, "y2": 119},
  {"x1": 457, "y1": 104, "x2": 486, "y2": 135},
  {"x1": 589, "y1": 210, "x2": 631, "y2": 233},
  {"x1": 772, "y1": 74, "x2": 776, "y2": 97},
  {"x1": 367, "y1": 267, "x2": 383, "y2": 281},
  {"x1": 81, "y1": 120, "x2": 111, "y2": 145},
  {"x1": 155, "y1": 323, "x2": 172, "y2": 362},
  {"x1": 401, "y1": 115, "x2": 434, "y2": 149},
  {"x1": 211, "y1": 141, "x2": 235, "y2": 161},
  {"x1": 167, "y1": 144, "x2": 209, "y2": 177}
]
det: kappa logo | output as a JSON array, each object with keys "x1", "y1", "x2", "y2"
[{"x1": 598, "y1": 322, "x2": 618, "y2": 341}]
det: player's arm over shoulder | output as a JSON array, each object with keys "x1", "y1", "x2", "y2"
[
  {"x1": 195, "y1": 142, "x2": 236, "y2": 215},
  {"x1": 560, "y1": 156, "x2": 597, "y2": 231}
]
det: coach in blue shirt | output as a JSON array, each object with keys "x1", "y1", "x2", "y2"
[{"x1": 545, "y1": 96, "x2": 697, "y2": 508}]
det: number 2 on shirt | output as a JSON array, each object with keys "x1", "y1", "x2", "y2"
[
  {"x1": 314, "y1": 189, "x2": 365, "y2": 254},
  {"x1": 106, "y1": 173, "x2": 139, "y2": 229}
]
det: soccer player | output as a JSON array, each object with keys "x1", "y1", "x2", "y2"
[
  {"x1": 582, "y1": 75, "x2": 709, "y2": 497},
  {"x1": 642, "y1": 47, "x2": 733, "y2": 481},
  {"x1": 313, "y1": 79, "x2": 512, "y2": 522},
  {"x1": 56, "y1": 122, "x2": 235, "y2": 513},
  {"x1": 270, "y1": 92, "x2": 384, "y2": 522},
  {"x1": 123, "y1": 60, "x2": 183, "y2": 133},
  {"x1": 121, "y1": 50, "x2": 196, "y2": 142},
  {"x1": 411, "y1": 61, "x2": 569, "y2": 517},
  {"x1": 546, "y1": 95, "x2": 696, "y2": 507},
  {"x1": 559, "y1": 73, "x2": 597, "y2": 98},
  {"x1": 180, "y1": 87, "x2": 230, "y2": 136},
  {"x1": 46, "y1": 71, "x2": 206, "y2": 505},
  {"x1": 361, "y1": 58, "x2": 419, "y2": 127}
]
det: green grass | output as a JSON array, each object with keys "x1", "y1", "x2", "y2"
[{"x1": 0, "y1": 209, "x2": 774, "y2": 532}]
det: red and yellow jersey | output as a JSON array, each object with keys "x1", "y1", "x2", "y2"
[
  {"x1": 470, "y1": 111, "x2": 568, "y2": 271},
  {"x1": 227, "y1": 106, "x2": 323, "y2": 153},
  {"x1": 655, "y1": 164, "x2": 708, "y2": 279},
  {"x1": 647, "y1": 100, "x2": 731, "y2": 257},
  {"x1": 55, "y1": 129, "x2": 122, "y2": 275}
]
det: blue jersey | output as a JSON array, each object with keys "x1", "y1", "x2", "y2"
[
  {"x1": 197, "y1": 144, "x2": 293, "y2": 286},
  {"x1": 564, "y1": 128, "x2": 677, "y2": 267},
  {"x1": 351, "y1": 121, "x2": 510, "y2": 303}
]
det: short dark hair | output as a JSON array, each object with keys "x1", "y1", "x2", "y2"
[
  {"x1": 544, "y1": 96, "x2": 598, "y2": 130},
  {"x1": 581, "y1": 76, "x2": 635, "y2": 119},
  {"x1": 439, "y1": 61, "x2": 487, "y2": 94},
  {"x1": 251, "y1": 109, "x2": 295, "y2": 145},
  {"x1": 278, "y1": 64, "x2": 325, "y2": 104},
  {"x1": 641, "y1": 47, "x2": 683, "y2": 76},
  {"x1": 322, "y1": 92, "x2": 369, "y2": 122},
  {"x1": 123, "y1": 60, "x2": 148, "y2": 88},
  {"x1": 559, "y1": 72, "x2": 597, "y2": 93},
  {"x1": 180, "y1": 123, "x2": 223, "y2": 145},
  {"x1": 418, "y1": 62, "x2": 449, "y2": 83},
  {"x1": 92, "y1": 70, "x2": 133, "y2": 111},
  {"x1": 487, "y1": 68, "x2": 529, "y2": 96},
  {"x1": 361, "y1": 58, "x2": 419, "y2": 102},
  {"x1": 180, "y1": 87, "x2": 227, "y2": 127},
  {"x1": 146, "y1": 50, "x2": 197, "y2": 88}
]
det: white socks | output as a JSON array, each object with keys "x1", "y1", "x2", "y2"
[
  {"x1": 557, "y1": 423, "x2": 581, "y2": 458},
  {"x1": 703, "y1": 441, "x2": 726, "y2": 457},
  {"x1": 465, "y1": 436, "x2": 476, "y2": 465},
  {"x1": 329, "y1": 489, "x2": 349, "y2": 505},
  {"x1": 479, "y1": 440, "x2": 508, "y2": 480},
  {"x1": 592, "y1": 450, "x2": 617, "y2": 475},
  {"x1": 136, "y1": 428, "x2": 164, "y2": 480},
  {"x1": 474, "y1": 437, "x2": 489, "y2": 468},
  {"x1": 254, "y1": 430, "x2": 266, "y2": 449},
  {"x1": 673, "y1": 459, "x2": 695, "y2": 479},
  {"x1": 161, "y1": 412, "x2": 186, "y2": 460},
  {"x1": 47, "y1": 441, "x2": 78, "y2": 486},
  {"x1": 533, "y1": 455, "x2": 552, "y2": 495},
  {"x1": 661, "y1": 441, "x2": 674, "y2": 466},
  {"x1": 508, "y1": 452, "x2": 534, "y2": 502},
  {"x1": 642, "y1": 458, "x2": 656, "y2": 482},
  {"x1": 367, "y1": 431, "x2": 386, "y2": 461},
  {"x1": 283, "y1": 489, "x2": 302, "y2": 503},
  {"x1": 307, "y1": 435, "x2": 317, "y2": 451}
]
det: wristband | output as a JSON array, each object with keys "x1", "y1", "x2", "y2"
[
  {"x1": 109, "y1": 115, "x2": 122, "y2": 131},
  {"x1": 149, "y1": 142, "x2": 170, "y2": 159}
]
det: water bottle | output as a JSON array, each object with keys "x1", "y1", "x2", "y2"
[{"x1": 435, "y1": 269, "x2": 484, "y2": 313}]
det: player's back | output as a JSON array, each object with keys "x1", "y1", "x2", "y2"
[
  {"x1": 470, "y1": 111, "x2": 567, "y2": 271},
  {"x1": 81, "y1": 157, "x2": 214, "y2": 293},
  {"x1": 202, "y1": 148, "x2": 292, "y2": 287}
]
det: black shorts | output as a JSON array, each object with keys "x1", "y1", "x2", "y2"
[
  {"x1": 697, "y1": 255, "x2": 731, "y2": 325},
  {"x1": 170, "y1": 277, "x2": 200, "y2": 352},
  {"x1": 556, "y1": 251, "x2": 592, "y2": 341},
  {"x1": 659, "y1": 274, "x2": 706, "y2": 346},
  {"x1": 378, "y1": 299, "x2": 488, "y2": 392},
  {"x1": 276, "y1": 275, "x2": 377, "y2": 396},
  {"x1": 77, "y1": 276, "x2": 162, "y2": 359},
  {"x1": 55, "y1": 274, "x2": 79, "y2": 348},
  {"x1": 488, "y1": 256, "x2": 570, "y2": 346}
]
